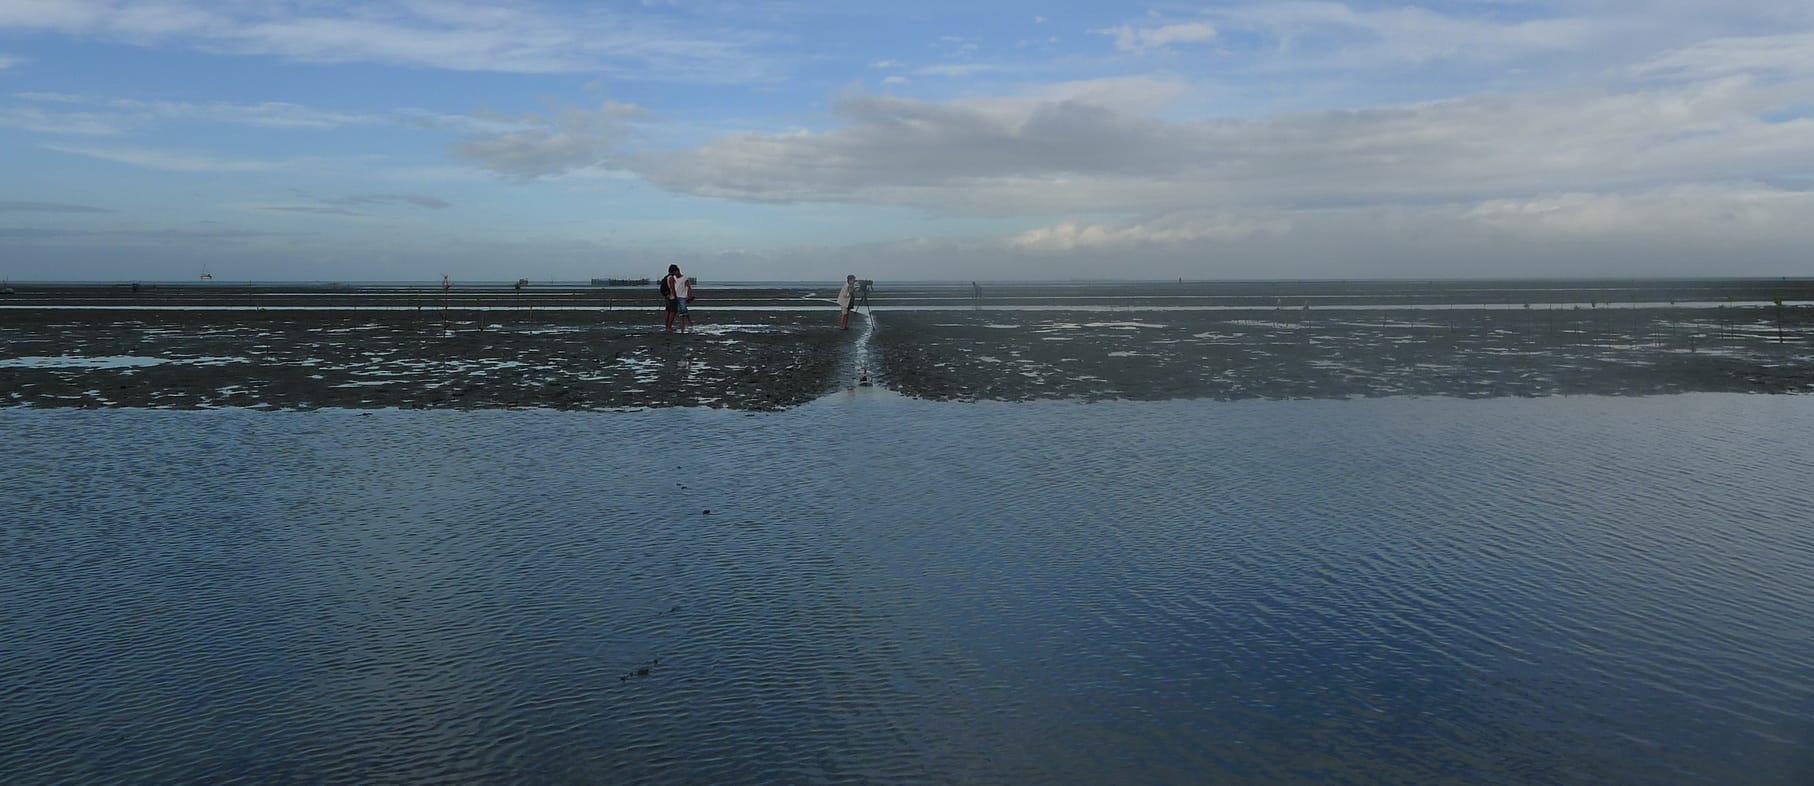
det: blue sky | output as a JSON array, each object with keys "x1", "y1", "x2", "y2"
[{"x1": 2, "y1": 0, "x2": 1813, "y2": 281}]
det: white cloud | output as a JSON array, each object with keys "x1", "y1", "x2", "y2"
[
  {"x1": 0, "y1": 0, "x2": 776, "y2": 80},
  {"x1": 0, "y1": 52, "x2": 23, "y2": 69},
  {"x1": 935, "y1": 35, "x2": 978, "y2": 54},
  {"x1": 395, "y1": 108, "x2": 525, "y2": 134},
  {"x1": 1009, "y1": 213, "x2": 1287, "y2": 252},
  {"x1": 451, "y1": 101, "x2": 649, "y2": 180},
  {"x1": 1022, "y1": 76, "x2": 1190, "y2": 116},
  {"x1": 253, "y1": 204, "x2": 365, "y2": 217},
  {"x1": 1213, "y1": 2, "x2": 1602, "y2": 67},
  {"x1": 111, "y1": 99, "x2": 385, "y2": 129},
  {"x1": 1097, "y1": 21, "x2": 1218, "y2": 53},
  {"x1": 1634, "y1": 33, "x2": 1814, "y2": 79},
  {"x1": 881, "y1": 76, "x2": 909, "y2": 86},
  {"x1": 914, "y1": 63, "x2": 998, "y2": 78},
  {"x1": 0, "y1": 106, "x2": 131, "y2": 135},
  {"x1": 632, "y1": 74, "x2": 1814, "y2": 217},
  {"x1": 1, "y1": 93, "x2": 391, "y2": 135},
  {"x1": 371, "y1": 164, "x2": 497, "y2": 183},
  {"x1": 1464, "y1": 183, "x2": 1814, "y2": 239},
  {"x1": 321, "y1": 193, "x2": 451, "y2": 209},
  {"x1": 14, "y1": 91, "x2": 84, "y2": 102},
  {"x1": 241, "y1": 193, "x2": 450, "y2": 217},
  {"x1": 43, "y1": 143, "x2": 296, "y2": 172}
]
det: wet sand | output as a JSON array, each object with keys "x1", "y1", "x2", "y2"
[
  {"x1": 3, "y1": 281, "x2": 1810, "y2": 409},
  {"x1": 872, "y1": 307, "x2": 1813, "y2": 401},
  {"x1": 2, "y1": 285, "x2": 853, "y2": 411}
]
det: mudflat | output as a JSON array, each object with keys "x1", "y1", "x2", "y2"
[
  {"x1": 1, "y1": 284, "x2": 854, "y2": 411},
  {"x1": 872, "y1": 308, "x2": 1813, "y2": 401},
  {"x1": 3, "y1": 280, "x2": 1810, "y2": 409}
]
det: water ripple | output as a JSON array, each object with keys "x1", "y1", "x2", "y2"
[{"x1": 2, "y1": 396, "x2": 1811, "y2": 784}]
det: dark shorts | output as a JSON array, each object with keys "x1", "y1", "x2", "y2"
[{"x1": 664, "y1": 299, "x2": 679, "y2": 313}]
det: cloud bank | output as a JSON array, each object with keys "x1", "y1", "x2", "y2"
[
  {"x1": 0, "y1": 0, "x2": 775, "y2": 80},
  {"x1": 633, "y1": 70, "x2": 1814, "y2": 220},
  {"x1": 452, "y1": 102, "x2": 648, "y2": 180}
]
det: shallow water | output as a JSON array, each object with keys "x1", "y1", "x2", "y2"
[{"x1": 4, "y1": 395, "x2": 1812, "y2": 784}]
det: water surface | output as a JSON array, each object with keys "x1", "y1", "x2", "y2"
[{"x1": 4, "y1": 394, "x2": 1811, "y2": 784}]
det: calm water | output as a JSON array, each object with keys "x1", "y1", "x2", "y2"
[{"x1": 4, "y1": 394, "x2": 1812, "y2": 785}]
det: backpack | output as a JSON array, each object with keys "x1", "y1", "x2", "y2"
[{"x1": 658, "y1": 276, "x2": 672, "y2": 298}]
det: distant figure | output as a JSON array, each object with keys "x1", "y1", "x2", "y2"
[
  {"x1": 671, "y1": 266, "x2": 694, "y2": 333},
  {"x1": 838, "y1": 274, "x2": 857, "y2": 330},
  {"x1": 972, "y1": 281, "x2": 981, "y2": 301},
  {"x1": 661, "y1": 264, "x2": 681, "y2": 332}
]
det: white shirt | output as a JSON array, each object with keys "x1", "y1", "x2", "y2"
[
  {"x1": 673, "y1": 275, "x2": 691, "y2": 299},
  {"x1": 837, "y1": 281, "x2": 854, "y2": 308}
]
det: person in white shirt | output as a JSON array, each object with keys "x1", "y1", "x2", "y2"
[
  {"x1": 671, "y1": 267, "x2": 694, "y2": 333},
  {"x1": 837, "y1": 274, "x2": 856, "y2": 330}
]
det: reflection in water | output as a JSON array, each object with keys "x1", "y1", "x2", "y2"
[{"x1": 3, "y1": 395, "x2": 1812, "y2": 784}]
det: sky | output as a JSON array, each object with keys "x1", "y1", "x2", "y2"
[{"x1": 2, "y1": 0, "x2": 1813, "y2": 282}]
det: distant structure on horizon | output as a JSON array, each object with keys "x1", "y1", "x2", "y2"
[{"x1": 591, "y1": 277, "x2": 650, "y2": 286}]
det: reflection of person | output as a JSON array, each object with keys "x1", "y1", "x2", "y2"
[
  {"x1": 661, "y1": 264, "x2": 680, "y2": 332},
  {"x1": 837, "y1": 274, "x2": 856, "y2": 330}
]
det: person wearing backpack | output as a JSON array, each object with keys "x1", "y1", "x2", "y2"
[{"x1": 660, "y1": 264, "x2": 679, "y2": 332}]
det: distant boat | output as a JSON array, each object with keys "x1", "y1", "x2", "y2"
[
  {"x1": 592, "y1": 277, "x2": 650, "y2": 286},
  {"x1": 198, "y1": 272, "x2": 213, "y2": 281}
]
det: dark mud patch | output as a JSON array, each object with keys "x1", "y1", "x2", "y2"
[
  {"x1": 874, "y1": 307, "x2": 1814, "y2": 402},
  {"x1": 2, "y1": 308, "x2": 855, "y2": 411}
]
